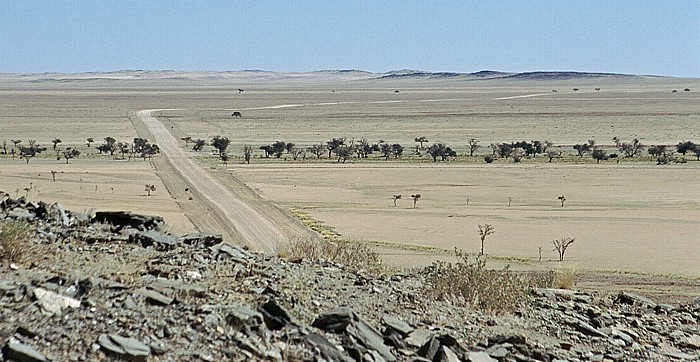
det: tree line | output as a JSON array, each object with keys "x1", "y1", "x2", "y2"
[
  {"x1": 183, "y1": 135, "x2": 700, "y2": 165},
  {"x1": 1, "y1": 136, "x2": 160, "y2": 165}
]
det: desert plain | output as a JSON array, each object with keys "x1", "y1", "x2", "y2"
[{"x1": 1, "y1": 71, "x2": 699, "y2": 287}]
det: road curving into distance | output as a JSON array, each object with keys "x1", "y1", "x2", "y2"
[{"x1": 136, "y1": 109, "x2": 283, "y2": 253}]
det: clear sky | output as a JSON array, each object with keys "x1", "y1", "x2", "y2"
[{"x1": 1, "y1": 1, "x2": 698, "y2": 77}]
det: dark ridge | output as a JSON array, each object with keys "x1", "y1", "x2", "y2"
[
  {"x1": 503, "y1": 71, "x2": 636, "y2": 80},
  {"x1": 470, "y1": 70, "x2": 510, "y2": 77}
]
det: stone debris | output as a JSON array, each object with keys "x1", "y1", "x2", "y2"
[{"x1": 0, "y1": 193, "x2": 699, "y2": 361}]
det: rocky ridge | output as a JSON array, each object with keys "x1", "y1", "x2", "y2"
[{"x1": 1, "y1": 194, "x2": 699, "y2": 361}]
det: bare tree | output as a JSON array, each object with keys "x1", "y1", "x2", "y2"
[
  {"x1": 243, "y1": 145, "x2": 252, "y2": 164},
  {"x1": 552, "y1": 237, "x2": 575, "y2": 261},
  {"x1": 193, "y1": 139, "x2": 206, "y2": 152},
  {"x1": 410, "y1": 194, "x2": 421, "y2": 209},
  {"x1": 392, "y1": 195, "x2": 401, "y2": 207},
  {"x1": 467, "y1": 138, "x2": 480, "y2": 157},
  {"x1": 477, "y1": 224, "x2": 495, "y2": 256}
]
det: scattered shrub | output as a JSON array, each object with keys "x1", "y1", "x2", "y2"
[
  {"x1": 427, "y1": 250, "x2": 529, "y2": 313},
  {"x1": 0, "y1": 220, "x2": 32, "y2": 264},
  {"x1": 484, "y1": 154, "x2": 495, "y2": 163}
]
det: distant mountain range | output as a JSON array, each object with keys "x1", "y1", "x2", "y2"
[{"x1": 0, "y1": 69, "x2": 683, "y2": 82}]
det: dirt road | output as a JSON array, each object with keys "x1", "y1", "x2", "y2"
[{"x1": 136, "y1": 109, "x2": 285, "y2": 253}]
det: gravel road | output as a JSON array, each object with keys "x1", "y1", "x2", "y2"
[{"x1": 136, "y1": 109, "x2": 283, "y2": 252}]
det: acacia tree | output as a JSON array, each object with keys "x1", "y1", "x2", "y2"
[
  {"x1": 592, "y1": 149, "x2": 608, "y2": 163},
  {"x1": 51, "y1": 138, "x2": 62, "y2": 150},
  {"x1": 467, "y1": 138, "x2": 480, "y2": 157},
  {"x1": 616, "y1": 138, "x2": 644, "y2": 158},
  {"x1": 145, "y1": 184, "x2": 156, "y2": 196},
  {"x1": 415, "y1": 136, "x2": 428, "y2": 149},
  {"x1": 326, "y1": 138, "x2": 345, "y2": 158},
  {"x1": 392, "y1": 194, "x2": 401, "y2": 207},
  {"x1": 573, "y1": 143, "x2": 591, "y2": 157},
  {"x1": 552, "y1": 237, "x2": 575, "y2": 261},
  {"x1": 427, "y1": 143, "x2": 456, "y2": 161},
  {"x1": 558, "y1": 196, "x2": 566, "y2": 207},
  {"x1": 60, "y1": 148, "x2": 80, "y2": 163},
  {"x1": 86, "y1": 138, "x2": 94, "y2": 147},
  {"x1": 210, "y1": 136, "x2": 230, "y2": 160},
  {"x1": 477, "y1": 224, "x2": 495, "y2": 256},
  {"x1": 676, "y1": 141, "x2": 696, "y2": 155},
  {"x1": 334, "y1": 144, "x2": 354, "y2": 163},
  {"x1": 410, "y1": 194, "x2": 421, "y2": 209}
]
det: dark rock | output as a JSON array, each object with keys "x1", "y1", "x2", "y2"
[
  {"x1": 127, "y1": 230, "x2": 179, "y2": 249},
  {"x1": 226, "y1": 306, "x2": 264, "y2": 333},
  {"x1": 214, "y1": 243, "x2": 250, "y2": 262},
  {"x1": 258, "y1": 299, "x2": 293, "y2": 330},
  {"x1": 417, "y1": 336, "x2": 440, "y2": 360},
  {"x1": 93, "y1": 211, "x2": 164, "y2": 231},
  {"x1": 440, "y1": 346, "x2": 462, "y2": 362},
  {"x1": 312, "y1": 306, "x2": 354, "y2": 332},
  {"x1": 2, "y1": 340, "x2": 47, "y2": 362},
  {"x1": 405, "y1": 329, "x2": 434, "y2": 348},
  {"x1": 304, "y1": 333, "x2": 354, "y2": 362},
  {"x1": 381, "y1": 314, "x2": 414, "y2": 337},
  {"x1": 615, "y1": 291, "x2": 656, "y2": 308},
  {"x1": 179, "y1": 232, "x2": 223, "y2": 247},
  {"x1": 467, "y1": 351, "x2": 496, "y2": 362}
]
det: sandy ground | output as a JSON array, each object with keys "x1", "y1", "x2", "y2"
[{"x1": 1, "y1": 75, "x2": 698, "y2": 284}]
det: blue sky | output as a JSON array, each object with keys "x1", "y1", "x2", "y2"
[{"x1": 1, "y1": 1, "x2": 698, "y2": 77}]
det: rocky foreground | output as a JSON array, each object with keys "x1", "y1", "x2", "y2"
[{"x1": 1, "y1": 194, "x2": 699, "y2": 362}]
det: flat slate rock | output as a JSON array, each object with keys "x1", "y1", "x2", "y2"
[
  {"x1": 381, "y1": 314, "x2": 414, "y2": 337},
  {"x1": 98, "y1": 334, "x2": 150, "y2": 361},
  {"x1": 2, "y1": 341, "x2": 48, "y2": 362},
  {"x1": 134, "y1": 288, "x2": 174, "y2": 306}
]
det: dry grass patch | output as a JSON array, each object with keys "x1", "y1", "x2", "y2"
[
  {"x1": 427, "y1": 251, "x2": 530, "y2": 314},
  {"x1": 0, "y1": 220, "x2": 33, "y2": 264}
]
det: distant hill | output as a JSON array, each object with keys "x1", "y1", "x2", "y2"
[{"x1": 0, "y1": 69, "x2": 685, "y2": 83}]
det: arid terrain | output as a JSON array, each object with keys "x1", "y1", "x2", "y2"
[{"x1": 1, "y1": 71, "x2": 699, "y2": 280}]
